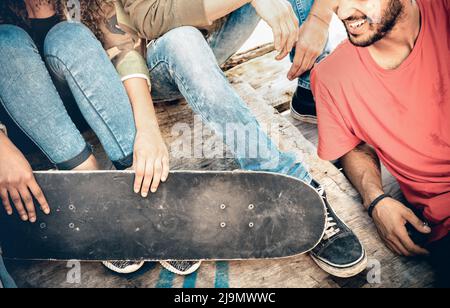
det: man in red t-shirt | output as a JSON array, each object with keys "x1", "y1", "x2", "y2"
[{"x1": 311, "y1": 0, "x2": 449, "y2": 284}]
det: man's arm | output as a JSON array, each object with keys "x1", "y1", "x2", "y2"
[
  {"x1": 121, "y1": 0, "x2": 239, "y2": 40},
  {"x1": 288, "y1": 0, "x2": 337, "y2": 79},
  {"x1": 121, "y1": 0, "x2": 299, "y2": 58},
  {"x1": 340, "y1": 144, "x2": 431, "y2": 256},
  {"x1": 340, "y1": 143, "x2": 384, "y2": 207},
  {"x1": 204, "y1": 0, "x2": 252, "y2": 22},
  {"x1": 309, "y1": 0, "x2": 338, "y2": 24}
]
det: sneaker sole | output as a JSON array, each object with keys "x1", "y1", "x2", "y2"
[
  {"x1": 102, "y1": 261, "x2": 145, "y2": 274},
  {"x1": 290, "y1": 105, "x2": 318, "y2": 125},
  {"x1": 160, "y1": 261, "x2": 202, "y2": 276},
  {"x1": 310, "y1": 250, "x2": 368, "y2": 278}
]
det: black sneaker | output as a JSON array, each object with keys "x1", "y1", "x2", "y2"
[
  {"x1": 103, "y1": 261, "x2": 145, "y2": 274},
  {"x1": 310, "y1": 180, "x2": 368, "y2": 278},
  {"x1": 290, "y1": 86, "x2": 317, "y2": 124},
  {"x1": 160, "y1": 261, "x2": 202, "y2": 276}
]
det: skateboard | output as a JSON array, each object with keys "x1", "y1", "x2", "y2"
[{"x1": 0, "y1": 171, "x2": 326, "y2": 261}]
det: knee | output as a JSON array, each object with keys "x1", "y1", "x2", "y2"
[
  {"x1": 0, "y1": 25, "x2": 35, "y2": 53},
  {"x1": 151, "y1": 26, "x2": 215, "y2": 64},
  {"x1": 44, "y1": 21, "x2": 99, "y2": 58}
]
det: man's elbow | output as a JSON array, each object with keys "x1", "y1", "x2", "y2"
[{"x1": 341, "y1": 143, "x2": 381, "y2": 170}]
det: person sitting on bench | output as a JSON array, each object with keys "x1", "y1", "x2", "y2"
[{"x1": 310, "y1": 0, "x2": 449, "y2": 286}]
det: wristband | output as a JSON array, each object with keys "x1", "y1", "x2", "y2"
[{"x1": 368, "y1": 193, "x2": 391, "y2": 219}]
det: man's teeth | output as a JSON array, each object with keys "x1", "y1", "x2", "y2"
[{"x1": 349, "y1": 19, "x2": 367, "y2": 29}]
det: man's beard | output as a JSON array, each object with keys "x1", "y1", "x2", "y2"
[{"x1": 347, "y1": 0, "x2": 405, "y2": 47}]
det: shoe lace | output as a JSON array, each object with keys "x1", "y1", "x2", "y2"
[
  {"x1": 110, "y1": 261, "x2": 138, "y2": 269},
  {"x1": 168, "y1": 261, "x2": 198, "y2": 271},
  {"x1": 323, "y1": 209, "x2": 340, "y2": 240},
  {"x1": 316, "y1": 184, "x2": 340, "y2": 241}
]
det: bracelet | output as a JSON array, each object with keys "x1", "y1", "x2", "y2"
[
  {"x1": 310, "y1": 13, "x2": 330, "y2": 27},
  {"x1": 368, "y1": 193, "x2": 391, "y2": 219}
]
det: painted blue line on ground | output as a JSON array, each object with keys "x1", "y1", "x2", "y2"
[
  {"x1": 156, "y1": 268, "x2": 175, "y2": 288},
  {"x1": 183, "y1": 271, "x2": 199, "y2": 288},
  {"x1": 215, "y1": 262, "x2": 230, "y2": 288}
]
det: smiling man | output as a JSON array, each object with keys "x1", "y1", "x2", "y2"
[{"x1": 311, "y1": 0, "x2": 449, "y2": 285}]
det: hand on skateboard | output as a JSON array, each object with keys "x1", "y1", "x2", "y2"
[{"x1": 0, "y1": 171, "x2": 326, "y2": 261}]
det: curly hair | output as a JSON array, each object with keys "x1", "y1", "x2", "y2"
[
  {"x1": 0, "y1": 1, "x2": 29, "y2": 27},
  {"x1": 0, "y1": 0, "x2": 111, "y2": 41},
  {"x1": 69, "y1": 0, "x2": 112, "y2": 41}
]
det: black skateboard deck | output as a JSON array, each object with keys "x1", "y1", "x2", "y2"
[{"x1": 0, "y1": 171, "x2": 326, "y2": 261}]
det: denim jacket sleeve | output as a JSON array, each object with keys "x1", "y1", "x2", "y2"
[{"x1": 120, "y1": 0, "x2": 211, "y2": 40}]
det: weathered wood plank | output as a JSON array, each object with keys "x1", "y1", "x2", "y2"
[
  {"x1": 227, "y1": 51, "x2": 298, "y2": 112},
  {"x1": 222, "y1": 43, "x2": 275, "y2": 71}
]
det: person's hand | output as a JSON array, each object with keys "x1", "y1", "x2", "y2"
[
  {"x1": 0, "y1": 133, "x2": 50, "y2": 223},
  {"x1": 251, "y1": 0, "x2": 299, "y2": 60},
  {"x1": 372, "y1": 198, "x2": 431, "y2": 256},
  {"x1": 132, "y1": 127, "x2": 170, "y2": 197},
  {"x1": 288, "y1": 15, "x2": 329, "y2": 80}
]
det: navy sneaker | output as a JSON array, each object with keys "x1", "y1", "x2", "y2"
[
  {"x1": 160, "y1": 261, "x2": 202, "y2": 276},
  {"x1": 310, "y1": 180, "x2": 368, "y2": 278},
  {"x1": 290, "y1": 87, "x2": 317, "y2": 124},
  {"x1": 103, "y1": 261, "x2": 145, "y2": 274}
]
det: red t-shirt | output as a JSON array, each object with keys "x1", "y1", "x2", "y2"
[{"x1": 311, "y1": 0, "x2": 450, "y2": 242}]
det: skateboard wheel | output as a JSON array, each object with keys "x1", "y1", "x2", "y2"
[
  {"x1": 220, "y1": 222, "x2": 227, "y2": 228},
  {"x1": 220, "y1": 204, "x2": 226, "y2": 210},
  {"x1": 249, "y1": 222, "x2": 254, "y2": 228}
]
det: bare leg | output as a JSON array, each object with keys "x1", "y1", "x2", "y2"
[{"x1": 73, "y1": 155, "x2": 100, "y2": 171}]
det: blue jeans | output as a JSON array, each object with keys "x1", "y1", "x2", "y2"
[
  {"x1": 0, "y1": 255, "x2": 16, "y2": 288},
  {"x1": 147, "y1": 4, "x2": 312, "y2": 182},
  {"x1": 0, "y1": 22, "x2": 136, "y2": 170}
]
